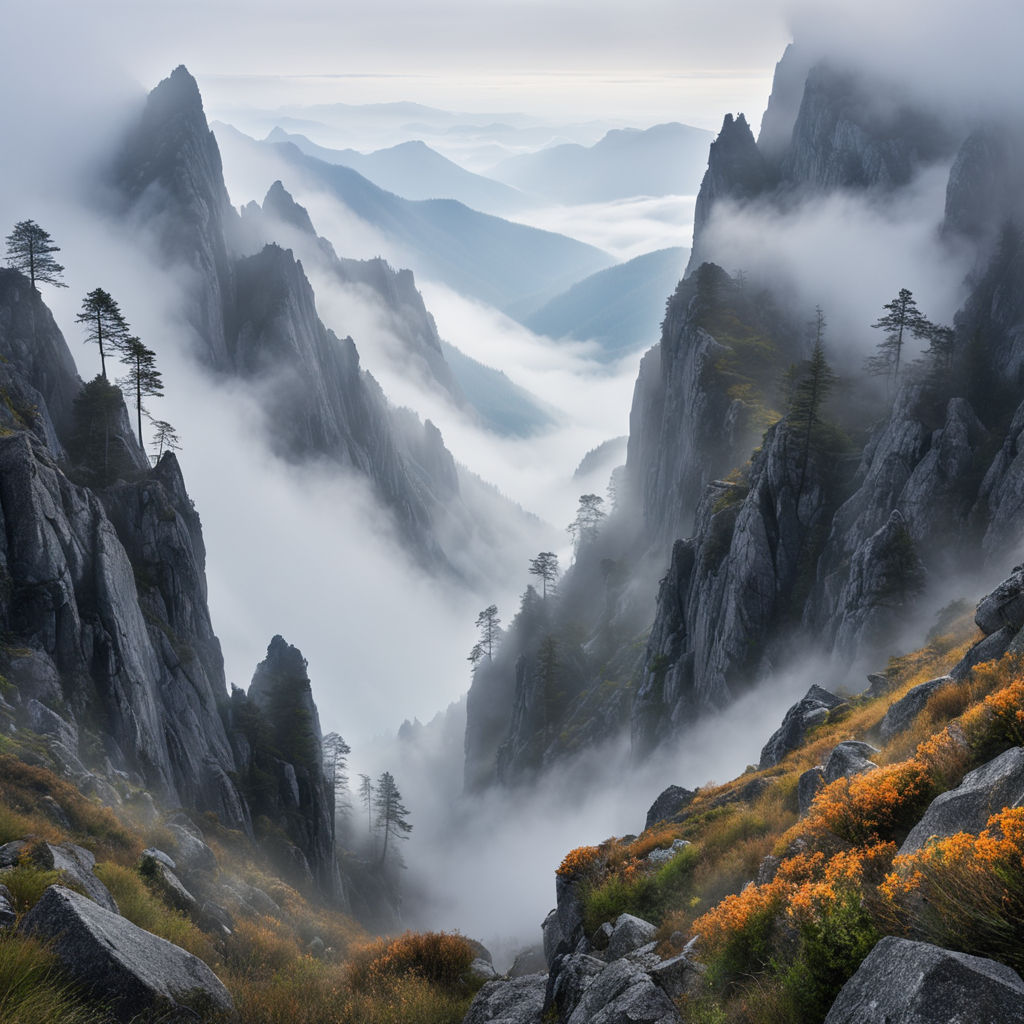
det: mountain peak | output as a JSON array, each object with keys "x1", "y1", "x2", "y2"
[{"x1": 262, "y1": 180, "x2": 317, "y2": 237}]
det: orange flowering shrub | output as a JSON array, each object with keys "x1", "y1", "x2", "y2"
[
  {"x1": 882, "y1": 807, "x2": 1024, "y2": 971},
  {"x1": 345, "y1": 931, "x2": 475, "y2": 996},
  {"x1": 557, "y1": 844, "x2": 602, "y2": 879},
  {"x1": 802, "y1": 759, "x2": 933, "y2": 846}
]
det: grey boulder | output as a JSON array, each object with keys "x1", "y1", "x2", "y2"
[
  {"x1": 759, "y1": 685, "x2": 846, "y2": 768},
  {"x1": 797, "y1": 766, "x2": 826, "y2": 815},
  {"x1": 824, "y1": 936, "x2": 1024, "y2": 1023},
  {"x1": 823, "y1": 741, "x2": 878, "y2": 784},
  {"x1": 606, "y1": 913, "x2": 658, "y2": 960},
  {"x1": 644, "y1": 786, "x2": 696, "y2": 829},
  {"x1": 975, "y1": 565, "x2": 1024, "y2": 635},
  {"x1": 900, "y1": 746, "x2": 1024, "y2": 855},
  {"x1": 463, "y1": 972, "x2": 547, "y2": 1024},
  {"x1": 509, "y1": 946, "x2": 547, "y2": 977},
  {"x1": 19, "y1": 885, "x2": 233, "y2": 1022},
  {"x1": 0, "y1": 883, "x2": 14, "y2": 928},
  {"x1": 166, "y1": 823, "x2": 218, "y2": 874},
  {"x1": 880, "y1": 677, "x2": 954, "y2": 741},
  {"x1": 567, "y1": 959, "x2": 682, "y2": 1024}
]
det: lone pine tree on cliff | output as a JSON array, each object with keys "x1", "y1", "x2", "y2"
[
  {"x1": 4, "y1": 220, "x2": 67, "y2": 289},
  {"x1": 865, "y1": 287, "x2": 941, "y2": 384},
  {"x1": 118, "y1": 336, "x2": 164, "y2": 448},
  {"x1": 528, "y1": 552, "x2": 559, "y2": 598},
  {"x1": 468, "y1": 604, "x2": 501, "y2": 663},
  {"x1": 77, "y1": 288, "x2": 130, "y2": 380}
]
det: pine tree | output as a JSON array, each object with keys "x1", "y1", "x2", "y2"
[
  {"x1": 149, "y1": 419, "x2": 181, "y2": 464},
  {"x1": 865, "y1": 288, "x2": 935, "y2": 385},
  {"x1": 787, "y1": 307, "x2": 839, "y2": 496},
  {"x1": 373, "y1": 770, "x2": 412, "y2": 864},
  {"x1": 468, "y1": 605, "x2": 502, "y2": 664},
  {"x1": 358, "y1": 774, "x2": 374, "y2": 835},
  {"x1": 76, "y1": 288, "x2": 130, "y2": 380},
  {"x1": 567, "y1": 494, "x2": 605, "y2": 553},
  {"x1": 322, "y1": 732, "x2": 352, "y2": 827},
  {"x1": 4, "y1": 220, "x2": 67, "y2": 289},
  {"x1": 528, "y1": 552, "x2": 559, "y2": 598},
  {"x1": 118, "y1": 336, "x2": 163, "y2": 447}
]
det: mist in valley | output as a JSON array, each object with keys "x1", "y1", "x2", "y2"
[{"x1": 5, "y1": 0, "x2": 1024, "y2": 987}]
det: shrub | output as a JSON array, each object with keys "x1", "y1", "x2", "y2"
[
  {"x1": 556, "y1": 845, "x2": 601, "y2": 879},
  {"x1": 2, "y1": 864, "x2": 67, "y2": 915},
  {"x1": 881, "y1": 806, "x2": 1024, "y2": 972},
  {"x1": 345, "y1": 932, "x2": 476, "y2": 997}
]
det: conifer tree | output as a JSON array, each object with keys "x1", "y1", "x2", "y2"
[
  {"x1": 118, "y1": 336, "x2": 163, "y2": 447},
  {"x1": 76, "y1": 288, "x2": 130, "y2": 380},
  {"x1": 469, "y1": 605, "x2": 501, "y2": 664},
  {"x1": 149, "y1": 419, "x2": 181, "y2": 464},
  {"x1": 4, "y1": 220, "x2": 67, "y2": 289},
  {"x1": 358, "y1": 773, "x2": 374, "y2": 835},
  {"x1": 374, "y1": 770, "x2": 412, "y2": 864},
  {"x1": 567, "y1": 494, "x2": 605, "y2": 552},
  {"x1": 528, "y1": 552, "x2": 559, "y2": 598},
  {"x1": 865, "y1": 288, "x2": 935, "y2": 384},
  {"x1": 322, "y1": 732, "x2": 352, "y2": 826},
  {"x1": 787, "y1": 306, "x2": 839, "y2": 496}
]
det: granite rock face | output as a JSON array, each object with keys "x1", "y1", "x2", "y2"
[
  {"x1": 823, "y1": 936, "x2": 1024, "y2": 1024},
  {"x1": 900, "y1": 746, "x2": 1024, "y2": 856},
  {"x1": 759, "y1": 686, "x2": 846, "y2": 769},
  {"x1": 20, "y1": 885, "x2": 233, "y2": 1022}
]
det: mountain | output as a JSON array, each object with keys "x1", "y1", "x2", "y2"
[
  {"x1": 263, "y1": 128, "x2": 528, "y2": 215},
  {"x1": 463, "y1": 44, "x2": 1024, "y2": 788},
  {"x1": 115, "y1": 66, "x2": 526, "y2": 576},
  {"x1": 212, "y1": 122, "x2": 616, "y2": 319},
  {"x1": 490, "y1": 122, "x2": 715, "y2": 203},
  {"x1": 524, "y1": 247, "x2": 690, "y2": 361},
  {"x1": 0, "y1": 269, "x2": 343, "y2": 903}
]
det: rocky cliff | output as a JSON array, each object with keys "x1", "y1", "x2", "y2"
[
  {"x1": 0, "y1": 272, "x2": 343, "y2": 903},
  {"x1": 114, "y1": 66, "x2": 472, "y2": 571}
]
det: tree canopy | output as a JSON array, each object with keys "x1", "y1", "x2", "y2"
[
  {"x1": 374, "y1": 770, "x2": 412, "y2": 864},
  {"x1": 118, "y1": 336, "x2": 164, "y2": 448},
  {"x1": 865, "y1": 288, "x2": 940, "y2": 384},
  {"x1": 528, "y1": 552, "x2": 559, "y2": 598},
  {"x1": 469, "y1": 604, "x2": 502, "y2": 664},
  {"x1": 568, "y1": 493, "x2": 605, "y2": 552},
  {"x1": 76, "y1": 288, "x2": 130, "y2": 380},
  {"x1": 4, "y1": 220, "x2": 67, "y2": 289}
]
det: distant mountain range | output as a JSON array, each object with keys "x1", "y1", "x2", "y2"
[
  {"x1": 524, "y1": 247, "x2": 690, "y2": 360},
  {"x1": 213, "y1": 124, "x2": 615, "y2": 318},
  {"x1": 263, "y1": 128, "x2": 528, "y2": 215},
  {"x1": 491, "y1": 122, "x2": 715, "y2": 203}
]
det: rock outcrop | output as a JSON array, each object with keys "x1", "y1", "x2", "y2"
[
  {"x1": 899, "y1": 746, "x2": 1024, "y2": 856},
  {"x1": 823, "y1": 936, "x2": 1024, "y2": 1024},
  {"x1": 20, "y1": 885, "x2": 233, "y2": 1022}
]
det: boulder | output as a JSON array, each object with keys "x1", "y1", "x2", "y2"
[
  {"x1": 152, "y1": 863, "x2": 196, "y2": 912},
  {"x1": 644, "y1": 786, "x2": 696, "y2": 829},
  {"x1": 797, "y1": 766, "x2": 826, "y2": 815},
  {"x1": 590, "y1": 921, "x2": 614, "y2": 952},
  {"x1": 567, "y1": 958, "x2": 682, "y2": 1024},
  {"x1": 975, "y1": 565, "x2": 1024, "y2": 635},
  {"x1": 142, "y1": 848, "x2": 177, "y2": 870},
  {"x1": 951, "y1": 626, "x2": 1017, "y2": 681},
  {"x1": 469, "y1": 957, "x2": 499, "y2": 982},
  {"x1": 38, "y1": 796, "x2": 71, "y2": 830},
  {"x1": 900, "y1": 746, "x2": 1024, "y2": 855},
  {"x1": 463, "y1": 972, "x2": 547, "y2": 1024},
  {"x1": 26, "y1": 842, "x2": 119, "y2": 915},
  {"x1": 606, "y1": 914, "x2": 658, "y2": 960},
  {"x1": 0, "y1": 839, "x2": 28, "y2": 867},
  {"x1": 165, "y1": 824, "x2": 217, "y2": 874},
  {"x1": 824, "y1": 936, "x2": 1024, "y2": 1023},
  {"x1": 19, "y1": 885, "x2": 232, "y2": 1022},
  {"x1": 822, "y1": 742, "x2": 878, "y2": 784},
  {"x1": 759, "y1": 685, "x2": 846, "y2": 768},
  {"x1": 648, "y1": 951, "x2": 704, "y2": 999},
  {"x1": 880, "y1": 677, "x2": 954, "y2": 741},
  {"x1": 509, "y1": 947, "x2": 547, "y2": 977},
  {"x1": 646, "y1": 839, "x2": 691, "y2": 866},
  {"x1": 549, "y1": 952, "x2": 605, "y2": 1021},
  {"x1": 0, "y1": 883, "x2": 14, "y2": 928},
  {"x1": 555, "y1": 875, "x2": 586, "y2": 954},
  {"x1": 542, "y1": 908, "x2": 564, "y2": 968}
]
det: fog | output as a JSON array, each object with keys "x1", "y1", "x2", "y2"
[
  {"x1": 358, "y1": 655, "x2": 830, "y2": 964},
  {"x1": 700, "y1": 162, "x2": 972, "y2": 371}
]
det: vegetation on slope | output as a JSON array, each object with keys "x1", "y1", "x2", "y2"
[
  {"x1": 0, "y1": 736, "x2": 482, "y2": 1024},
  {"x1": 557, "y1": 606, "x2": 1024, "y2": 1022}
]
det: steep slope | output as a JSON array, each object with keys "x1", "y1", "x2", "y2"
[
  {"x1": 213, "y1": 122, "x2": 615, "y2": 318},
  {"x1": 0, "y1": 271, "x2": 349, "y2": 904},
  {"x1": 524, "y1": 247, "x2": 690, "y2": 361},
  {"x1": 114, "y1": 66, "x2": 478, "y2": 571},
  {"x1": 263, "y1": 128, "x2": 527, "y2": 215},
  {"x1": 491, "y1": 122, "x2": 714, "y2": 203}
]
